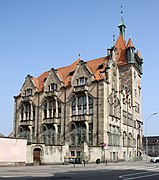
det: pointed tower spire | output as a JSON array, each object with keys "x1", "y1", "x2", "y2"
[{"x1": 118, "y1": 5, "x2": 126, "y2": 39}]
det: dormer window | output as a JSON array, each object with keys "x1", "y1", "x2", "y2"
[
  {"x1": 49, "y1": 83, "x2": 57, "y2": 92},
  {"x1": 80, "y1": 77, "x2": 85, "y2": 85},
  {"x1": 24, "y1": 88, "x2": 32, "y2": 96},
  {"x1": 77, "y1": 76, "x2": 87, "y2": 86}
]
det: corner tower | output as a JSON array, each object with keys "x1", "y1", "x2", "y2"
[{"x1": 115, "y1": 12, "x2": 143, "y2": 160}]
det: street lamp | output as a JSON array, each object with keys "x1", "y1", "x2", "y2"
[{"x1": 145, "y1": 112, "x2": 158, "y2": 163}]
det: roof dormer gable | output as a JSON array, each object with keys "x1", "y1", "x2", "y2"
[
  {"x1": 21, "y1": 74, "x2": 37, "y2": 97},
  {"x1": 44, "y1": 68, "x2": 63, "y2": 92},
  {"x1": 71, "y1": 60, "x2": 94, "y2": 87}
]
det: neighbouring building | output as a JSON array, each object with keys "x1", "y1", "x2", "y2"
[
  {"x1": 0, "y1": 137, "x2": 27, "y2": 166},
  {"x1": 143, "y1": 136, "x2": 159, "y2": 157},
  {"x1": 13, "y1": 15, "x2": 143, "y2": 165}
]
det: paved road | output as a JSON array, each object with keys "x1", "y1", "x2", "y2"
[{"x1": 1, "y1": 161, "x2": 159, "y2": 179}]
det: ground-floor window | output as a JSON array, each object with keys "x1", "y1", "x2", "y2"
[
  {"x1": 71, "y1": 151, "x2": 75, "y2": 156},
  {"x1": 76, "y1": 151, "x2": 81, "y2": 157},
  {"x1": 110, "y1": 152, "x2": 118, "y2": 161}
]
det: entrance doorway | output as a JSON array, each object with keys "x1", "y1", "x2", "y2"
[{"x1": 33, "y1": 148, "x2": 41, "y2": 165}]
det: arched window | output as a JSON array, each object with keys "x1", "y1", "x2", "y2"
[
  {"x1": 76, "y1": 123, "x2": 86, "y2": 144},
  {"x1": 42, "y1": 126, "x2": 48, "y2": 144},
  {"x1": 19, "y1": 126, "x2": 30, "y2": 141},
  {"x1": 137, "y1": 134, "x2": 141, "y2": 150},
  {"x1": 50, "y1": 125, "x2": 56, "y2": 145},
  {"x1": 128, "y1": 133, "x2": 133, "y2": 147},
  {"x1": 69, "y1": 123, "x2": 87, "y2": 145}
]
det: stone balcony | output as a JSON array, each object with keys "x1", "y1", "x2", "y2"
[
  {"x1": 20, "y1": 119, "x2": 34, "y2": 126},
  {"x1": 43, "y1": 117, "x2": 58, "y2": 124},
  {"x1": 71, "y1": 114, "x2": 89, "y2": 122},
  {"x1": 73, "y1": 85, "x2": 88, "y2": 93},
  {"x1": 44, "y1": 91, "x2": 58, "y2": 98}
]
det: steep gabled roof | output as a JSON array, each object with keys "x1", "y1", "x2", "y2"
[
  {"x1": 30, "y1": 56, "x2": 109, "y2": 91},
  {"x1": 32, "y1": 71, "x2": 49, "y2": 92},
  {"x1": 127, "y1": 38, "x2": 135, "y2": 48},
  {"x1": 57, "y1": 59, "x2": 80, "y2": 87},
  {"x1": 136, "y1": 50, "x2": 142, "y2": 59}
]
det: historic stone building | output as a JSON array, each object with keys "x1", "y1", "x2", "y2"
[{"x1": 13, "y1": 16, "x2": 143, "y2": 164}]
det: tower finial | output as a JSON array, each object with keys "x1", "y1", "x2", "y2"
[
  {"x1": 113, "y1": 34, "x2": 115, "y2": 46},
  {"x1": 121, "y1": 5, "x2": 123, "y2": 16},
  {"x1": 118, "y1": 5, "x2": 126, "y2": 39}
]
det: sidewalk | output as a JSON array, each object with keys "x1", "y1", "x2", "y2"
[{"x1": 54, "y1": 160, "x2": 147, "y2": 169}]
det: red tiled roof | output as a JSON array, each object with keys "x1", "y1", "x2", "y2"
[
  {"x1": 31, "y1": 57, "x2": 109, "y2": 91},
  {"x1": 115, "y1": 34, "x2": 127, "y2": 66},
  {"x1": 32, "y1": 71, "x2": 49, "y2": 92},
  {"x1": 30, "y1": 35, "x2": 140, "y2": 92},
  {"x1": 136, "y1": 50, "x2": 142, "y2": 59},
  {"x1": 127, "y1": 38, "x2": 134, "y2": 48}
]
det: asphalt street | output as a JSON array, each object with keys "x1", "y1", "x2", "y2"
[{"x1": 1, "y1": 161, "x2": 159, "y2": 180}]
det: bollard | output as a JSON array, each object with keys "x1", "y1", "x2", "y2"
[
  {"x1": 83, "y1": 160, "x2": 85, "y2": 167},
  {"x1": 105, "y1": 159, "x2": 107, "y2": 166},
  {"x1": 74, "y1": 158, "x2": 75, "y2": 167}
]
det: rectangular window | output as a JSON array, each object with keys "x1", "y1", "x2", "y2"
[
  {"x1": 26, "y1": 88, "x2": 32, "y2": 96},
  {"x1": 76, "y1": 151, "x2": 81, "y2": 157},
  {"x1": 58, "y1": 102, "x2": 61, "y2": 117},
  {"x1": 50, "y1": 83, "x2": 57, "y2": 91},
  {"x1": 71, "y1": 151, "x2": 75, "y2": 156},
  {"x1": 89, "y1": 123, "x2": 93, "y2": 131},
  {"x1": 78, "y1": 96, "x2": 87, "y2": 115},
  {"x1": 72, "y1": 100, "x2": 76, "y2": 115},
  {"x1": 33, "y1": 106, "x2": 35, "y2": 120},
  {"x1": 79, "y1": 77, "x2": 85, "y2": 85},
  {"x1": 44, "y1": 103, "x2": 47, "y2": 118},
  {"x1": 49, "y1": 101, "x2": 53, "y2": 117},
  {"x1": 89, "y1": 133, "x2": 93, "y2": 145},
  {"x1": 89, "y1": 97, "x2": 93, "y2": 114}
]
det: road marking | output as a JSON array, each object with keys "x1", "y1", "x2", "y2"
[
  {"x1": 119, "y1": 171, "x2": 152, "y2": 178},
  {"x1": 119, "y1": 172, "x2": 159, "y2": 180},
  {"x1": 0, "y1": 172, "x2": 54, "y2": 178}
]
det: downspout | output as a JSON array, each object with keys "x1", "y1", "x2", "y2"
[
  {"x1": 63, "y1": 87, "x2": 66, "y2": 143},
  {"x1": 36, "y1": 92, "x2": 40, "y2": 143},
  {"x1": 97, "y1": 81, "x2": 99, "y2": 145},
  {"x1": 13, "y1": 96, "x2": 17, "y2": 137}
]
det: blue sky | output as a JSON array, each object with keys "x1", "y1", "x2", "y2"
[{"x1": 0, "y1": 0, "x2": 158, "y2": 136}]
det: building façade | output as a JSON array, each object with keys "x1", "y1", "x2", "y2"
[{"x1": 13, "y1": 16, "x2": 143, "y2": 165}]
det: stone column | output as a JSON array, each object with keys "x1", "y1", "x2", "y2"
[
  {"x1": 86, "y1": 92, "x2": 89, "y2": 114},
  {"x1": 75, "y1": 94, "x2": 78, "y2": 115},
  {"x1": 47, "y1": 100, "x2": 49, "y2": 118},
  {"x1": 31, "y1": 103, "x2": 33, "y2": 120}
]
